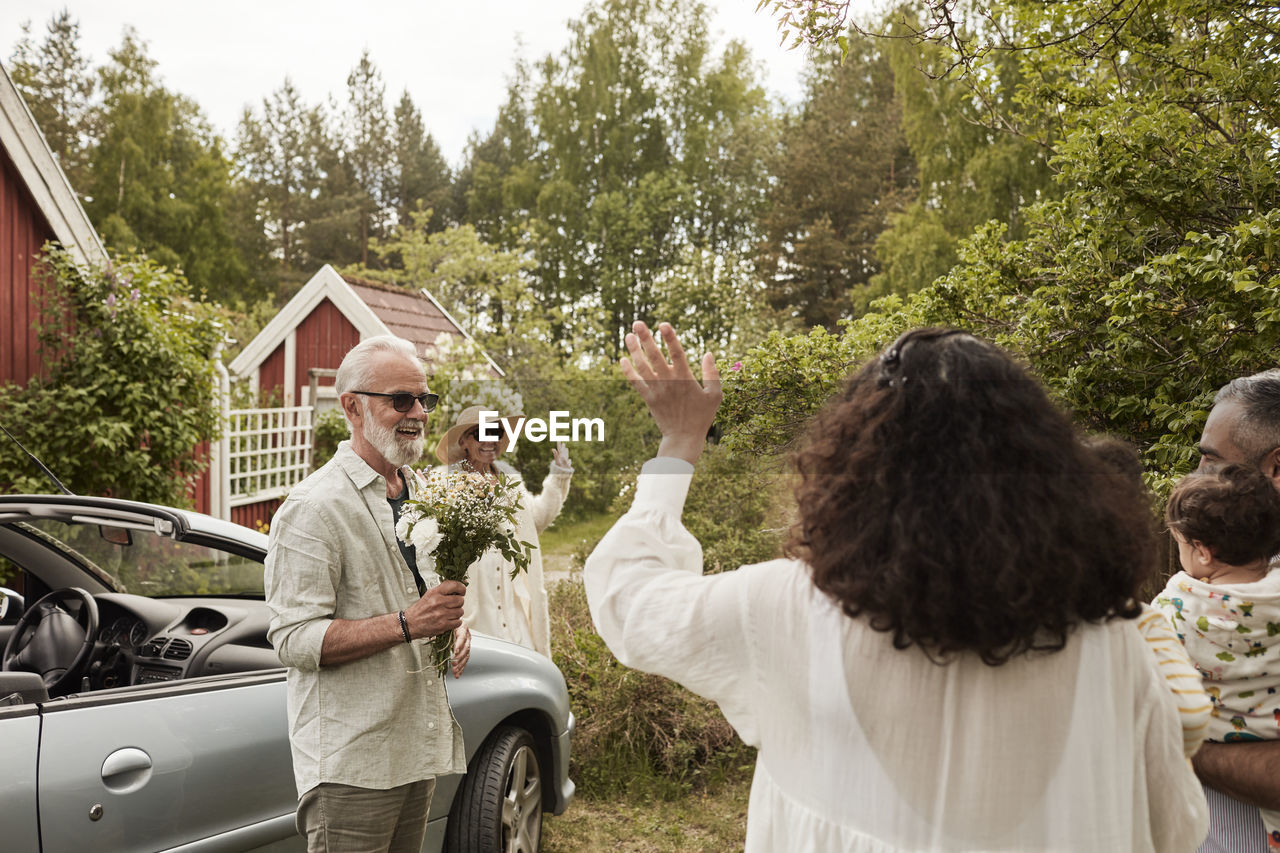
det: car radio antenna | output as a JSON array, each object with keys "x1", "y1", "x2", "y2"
[{"x1": 0, "y1": 423, "x2": 74, "y2": 495}]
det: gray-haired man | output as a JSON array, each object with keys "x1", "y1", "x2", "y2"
[
  {"x1": 1190, "y1": 369, "x2": 1280, "y2": 853},
  {"x1": 265, "y1": 335, "x2": 471, "y2": 852}
]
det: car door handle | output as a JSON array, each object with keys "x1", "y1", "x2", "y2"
[{"x1": 101, "y1": 747, "x2": 152, "y2": 792}]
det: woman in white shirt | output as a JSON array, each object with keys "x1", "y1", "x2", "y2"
[
  {"x1": 435, "y1": 404, "x2": 572, "y2": 657},
  {"x1": 585, "y1": 322, "x2": 1208, "y2": 852}
]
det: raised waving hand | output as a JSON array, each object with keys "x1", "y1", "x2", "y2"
[{"x1": 620, "y1": 321, "x2": 722, "y2": 465}]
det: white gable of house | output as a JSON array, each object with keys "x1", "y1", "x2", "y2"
[
  {"x1": 228, "y1": 264, "x2": 388, "y2": 379},
  {"x1": 0, "y1": 62, "x2": 105, "y2": 266}
]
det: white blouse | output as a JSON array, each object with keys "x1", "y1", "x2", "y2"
[{"x1": 584, "y1": 457, "x2": 1209, "y2": 852}]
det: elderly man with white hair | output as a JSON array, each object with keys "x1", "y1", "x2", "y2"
[{"x1": 265, "y1": 335, "x2": 471, "y2": 853}]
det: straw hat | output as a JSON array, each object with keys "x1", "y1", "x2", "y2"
[{"x1": 434, "y1": 404, "x2": 523, "y2": 465}]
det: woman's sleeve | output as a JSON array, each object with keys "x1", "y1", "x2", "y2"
[
  {"x1": 1136, "y1": 604, "x2": 1211, "y2": 757},
  {"x1": 528, "y1": 462, "x2": 573, "y2": 533},
  {"x1": 461, "y1": 554, "x2": 486, "y2": 627},
  {"x1": 583, "y1": 457, "x2": 762, "y2": 744}
]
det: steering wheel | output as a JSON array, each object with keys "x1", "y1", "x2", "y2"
[{"x1": 2, "y1": 587, "x2": 99, "y2": 696}]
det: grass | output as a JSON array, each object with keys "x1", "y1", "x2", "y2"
[
  {"x1": 540, "y1": 511, "x2": 623, "y2": 562},
  {"x1": 539, "y1": 504, "x2": 756, "y2": 851},
  {"x1": 541, "y1": 768, "x2": 751, "y2": 852}
]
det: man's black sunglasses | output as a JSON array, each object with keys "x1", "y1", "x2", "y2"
[{"x1": 351, "y1": 391, "x2": 439, "y2": 413}]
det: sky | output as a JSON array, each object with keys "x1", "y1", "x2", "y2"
[{"x1": 1, "y1": 0, "x2": 822, "y2": 166}]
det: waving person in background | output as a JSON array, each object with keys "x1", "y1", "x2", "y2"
[
  {"x1": 585, "y1": 321, "x2": 1208, "y2": 851},
  {"x1": 434, "y1": 404, "x2": 573, "y2": 658}
]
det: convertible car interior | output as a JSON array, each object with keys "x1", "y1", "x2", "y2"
[{"x1": 0, "y1": 496, "x2": 283, "y2": 700}]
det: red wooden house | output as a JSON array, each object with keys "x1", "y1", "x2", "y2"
[
  {"x1": 0, "y1": 61, "x2": 106, "y2": 389},
  {"x1": 1, "y1": 64, "x2": 228, "y2": 515}
]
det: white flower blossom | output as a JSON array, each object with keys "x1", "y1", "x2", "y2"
[{"x1": 410, "y1": 516, "x2": 442, "y2": 555}]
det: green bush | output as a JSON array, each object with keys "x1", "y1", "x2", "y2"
[
  {"x1": 536, "y1": 370, "x2": 657, "y2": 523},
  {"x1": 0, "y1": 247, "x2": 222, "y2": 505},
  {"x1": 685, "y1": 445, "x2": 788, "y2": 574},
  {"x1": 549, "y1": 577, "x2": 754, "y2": 799},
  {"x1": 311, "y1": 408, "x2": 349, "y2": 470},
  {"x1": 597, "y1": 444, "x2": 788, "y2": 575}
]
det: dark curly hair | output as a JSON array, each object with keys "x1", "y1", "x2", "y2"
[
  {"x1": 787, "y1": 328, "x2": 1154, "y2": 666},
  {"x1": 1084, "y1": 435, "x2": 1146, "y2": 486},
  {"x1": 1165, "y1": 463, "x2": 1280, "y2": 567}
]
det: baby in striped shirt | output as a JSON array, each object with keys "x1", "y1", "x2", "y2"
[{"x1": 1152, "y1": 463, "x2": 1280, "y2": 849}]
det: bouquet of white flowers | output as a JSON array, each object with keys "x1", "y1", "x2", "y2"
[{"x1": 396, "y1": 466, "x2": 533, "y2": 675}]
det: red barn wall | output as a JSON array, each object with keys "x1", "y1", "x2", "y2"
[
  {"x1": 258, "y1": 344, "x2": 286, "y2": 404},
  {"x1": 232, "y1": 499, "x2": 282, "y2": 532},
  {"x1": 226, "y1": 300, "x2": 357, "y2": 528},
  {"x1": 293, "y1": 298, "x2": 359, "y2": 402},
  {"x1": 191, "y1": 441, "x2": 211, "y2": 514},
  {"x1": 1, "y1": 150, "x2": 55, "y2": 388}
]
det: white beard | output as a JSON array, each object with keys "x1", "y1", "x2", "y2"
[{"x1": 362, "y1": 406, "x2": 425, "y2": 468}]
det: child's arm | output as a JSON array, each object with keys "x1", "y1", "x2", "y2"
[{"x1": 1136, "y1": 603, "x2": 1211, "y2": 757}]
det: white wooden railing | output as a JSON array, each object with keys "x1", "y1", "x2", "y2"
[{"x1": 224, "y1": 406, "x2": 314, "y2": 507}]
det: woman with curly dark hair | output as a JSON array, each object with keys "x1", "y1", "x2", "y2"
[{"x1": 585, "y1": 322, "x2": 1208, "y2": 851}]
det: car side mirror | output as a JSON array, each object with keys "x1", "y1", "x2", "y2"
[{"x1": 0, "y1": 588, "x2": 24, "y2": 624}]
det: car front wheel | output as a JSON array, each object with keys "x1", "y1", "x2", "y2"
[{"x1": 445, "y1": 724, "x2": 543, "y2": 853}]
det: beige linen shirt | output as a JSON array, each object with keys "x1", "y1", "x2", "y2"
[{"x1": 265, "y1": 441, "x2": 465, "y2": 797}]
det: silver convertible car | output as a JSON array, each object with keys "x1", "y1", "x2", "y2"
[{"x1": 0, "y1": 494, "x2": 574, "y2": 852}]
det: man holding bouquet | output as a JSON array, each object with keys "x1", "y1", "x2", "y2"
[{"x1": 265, "y1": 335, "x2": 472, "y2": 853}]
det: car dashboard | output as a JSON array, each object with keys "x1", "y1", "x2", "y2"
[{"x1": 91, "y1": 594, "x2": 281, "y2": 690}]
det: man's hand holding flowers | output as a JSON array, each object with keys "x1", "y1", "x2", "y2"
[{"x1": 401, "y1": 580, "x2": 467, "y2": 676}]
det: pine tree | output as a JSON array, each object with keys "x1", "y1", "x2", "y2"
[
  {"x1": 8, "y1": 11, "x2": 95, "y2": 192},
  {"x1": 390, "y1": 90, "x2": 453, "y2": 232},
  {"x1": 236, "y1": 79, "x2": 327, "y2": 273},
  {"x1": 85, "y1": 27, "x2": 249, "y2": 303},
  {"x1": 343, "y1": 50, "x2": 393, "y2": 266},
  {"x1": 759, "y1": 39, "x2": 915, "y2": 328}
]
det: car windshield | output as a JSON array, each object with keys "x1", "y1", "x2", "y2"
[{"x1": 16, "y1": 518, "x2": 264, "y2": 597}]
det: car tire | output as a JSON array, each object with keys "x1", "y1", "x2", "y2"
[{"x1": 445, "y1": 724, "x2": 543, "y2": 853}]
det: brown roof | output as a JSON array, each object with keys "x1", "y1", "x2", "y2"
[
  {"x1": 342, "y1": 275, "x2": 501, "y2": 377},
  {"x1": 342, "y1": 276, "x2": 456, "y2": 349}
]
